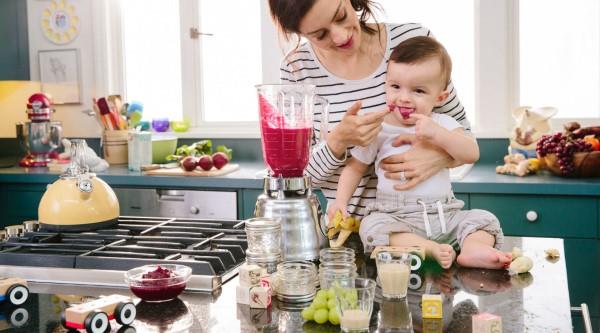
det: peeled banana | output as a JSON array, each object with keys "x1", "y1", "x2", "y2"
[{"x1": 327, "y1": 210, "x2": 361, "y2": 248}]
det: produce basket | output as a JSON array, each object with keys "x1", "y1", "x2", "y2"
[
  {"x1": 539, "y1": 151, "x2": 600, "y2": 177},
  {"x1": 537, "y1": 122, "x2": 600, "y2": 177}
]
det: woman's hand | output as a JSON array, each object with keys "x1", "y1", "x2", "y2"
[
  {"x1": 327, "y1": 101, "x2": 389, "y2": 158},
  {"x1": 379, "y1": 134, "x2": 457, "y2": 190}
]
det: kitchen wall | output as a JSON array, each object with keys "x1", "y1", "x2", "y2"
[{"x1": 25, "y1": 0, "x2": 101, "y2": 139}]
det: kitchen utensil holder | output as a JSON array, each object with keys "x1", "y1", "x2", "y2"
[{"x1": 103, "y1": 130, "x2": 129, "y2": 164}]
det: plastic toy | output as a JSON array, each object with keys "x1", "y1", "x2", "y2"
[
  {"x1": 422, "y1": 294, "x2": 443, "y2": 319},
  {"x1": 0, "y1": 278, "x2": 29, "y2": 306},
  {"x1": 472, "y1": 312, "x2": 502, "y2": 333},
  {"x1": 61, "y1": 294, "x2": 136, "y2": 333}
]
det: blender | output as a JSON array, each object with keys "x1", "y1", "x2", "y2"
[
  {"x1": 254, "y1": 84, "x2": 329, "y2": 261},
  {"x1": 16, "y1": 93, "x2": 62, "y2": 167}
]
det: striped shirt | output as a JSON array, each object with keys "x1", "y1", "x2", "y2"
[{"x1": 279, "y1": 23, "x2": 470, "y2": 219}]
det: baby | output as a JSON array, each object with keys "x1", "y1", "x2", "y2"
[{"x1": 327, "y1": 36, "x2": 511, "y2": 269}]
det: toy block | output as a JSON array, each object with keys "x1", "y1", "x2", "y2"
[
  {"x1": 422, "y1": 318, "x2": 443, "y2": 333},
  {"x1": 239, "y1": 263, "x2": 266, "y2": 287},
  {"x1": 422, "y1": 294, "x2": 443, "y2": 319},
  {"x1": 472, "y1": 312, "x2": 502, "y2": 333}
]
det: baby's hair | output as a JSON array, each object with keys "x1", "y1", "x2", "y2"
[{"x1": 389, "y1": 36, "x2": 452, "y2": 87}]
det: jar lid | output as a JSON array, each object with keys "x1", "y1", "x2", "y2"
[{"x1": 245, "y1": 217, "x2": 281, "y2": 231}]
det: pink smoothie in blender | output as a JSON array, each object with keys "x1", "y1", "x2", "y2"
[{"x1": 258, "y1": 93, "x2": 312, "y2": 178}]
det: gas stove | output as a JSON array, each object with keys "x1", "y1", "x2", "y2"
[{"x1": 0, "y1": 216, "x2": 247, "y2": 292}]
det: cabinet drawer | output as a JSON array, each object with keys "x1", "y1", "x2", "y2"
[{"x1": 470, "y1": 194, "x2": 597, "y2": 238}]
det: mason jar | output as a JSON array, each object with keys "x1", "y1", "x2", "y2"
[
  {"x1": 244, "y1": 217, "x2": 281, "y2": 255},
  {"x1": 274, "y1": 261, "x2": 317, "y2": 303},
  {"x1": 319, "y1": 262, "x2": 357, "y2": 290},
  {"x1": 246, "y1": 250, "x2": 281, "y2": 275},
  {"x1": 319, "y1": 247, "x2": 355, "y2": 265}
]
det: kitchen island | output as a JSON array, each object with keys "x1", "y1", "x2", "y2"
[{"x1": 3, "y1": 237, "x2": 575, "y2": 332}]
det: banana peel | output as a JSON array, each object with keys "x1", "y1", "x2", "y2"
[{"x1": 327, "y1": 210, "x2": 361, "y2": 248}]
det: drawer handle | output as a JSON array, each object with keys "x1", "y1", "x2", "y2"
[
  {"x1": 526, "y1": 210, "x2": 538, "y2": 222},
  {"x1": 571, "y1": 303, "x2": 593, "y2": 333}
]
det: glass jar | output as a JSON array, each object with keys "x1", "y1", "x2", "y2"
[
  {"x1": 319, "y1": 262, "x2": 357, "y2": 290},
  {"x1": 274, "y1": 261, "x2": 317, "y2": 303},
  {"x1": 245, "y1": 217, "x2": 281, "y2": 255},
  {"x1": 319, "y1": 247, "x2": 355, "y2": 265},
  {"x1": 246, "y1": 250, "x2": 281, "y2": 275}
]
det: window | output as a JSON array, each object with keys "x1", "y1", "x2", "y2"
[
  {"x1": 519, "y1": 0, "x2": 600, "y2": 122},
  {"x1": 102, "y1": 0, "x2": 277, "y2": 137},
  {"x1": 95, "y1": 0, "x2": 599, "y2": 138},
  {"x1": 376, "y1": 0, "x2": 475, "y2": 128}
]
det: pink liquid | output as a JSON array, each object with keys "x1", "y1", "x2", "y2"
[{"x1": 259, "y1": 95, "x2": 312, "y2": 178}]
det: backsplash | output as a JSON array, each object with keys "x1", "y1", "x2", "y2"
[{"x1": 0, "y1": 137, "x2": 510, "y2": 165}]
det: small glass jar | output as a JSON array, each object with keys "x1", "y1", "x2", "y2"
[
  {"x1": 319, "y1": 247, "x2": 355, "y2": 265},
  {"x1": 246, "y1": 250, "x2": 281, "y2": 275},
  {"x1": 274, "y1": 261, "x2": 317, "y2": 303},
  {"x1": 319, "y1": 262, "x2": 357, "y2": 290},
  {"x1": 245, "y1": 217, "x2": 281, "y2": 255}
]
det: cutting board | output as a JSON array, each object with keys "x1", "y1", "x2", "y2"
[{"x1": 143, "y1": 163, "x2": 240, "y2": 177}]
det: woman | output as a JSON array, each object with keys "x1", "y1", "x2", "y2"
[{"x1": 268, "y1": 0, "x2": 470, "y2": 220}]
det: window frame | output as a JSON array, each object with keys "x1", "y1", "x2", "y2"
[{"x1": 92, "y1": 0, "x2": 598, "y2": 139}]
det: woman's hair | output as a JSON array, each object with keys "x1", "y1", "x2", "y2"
[
  {"x1": 389, "y1": 36, "x2": 453, "y2": 87},
  {"x1": 269, "y1": 0, "x2": 382, "y2": 53}
]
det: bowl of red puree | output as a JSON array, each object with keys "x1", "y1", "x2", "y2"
[{"x1": 125, "y1": 264, "x2": 192, "y2": 302}]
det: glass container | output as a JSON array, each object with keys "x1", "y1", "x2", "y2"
[
  {"x1": 245, "y1": 217, "x2": 281, "y2": 255},
  {"x1": 274, "y1": 261, "x2": 317, "y2": 303},
  {"x1": 320, "y1": 247, "x2": 355, "y2": 265},
  {"x1": 246, "y1": 251, "x2": 281, "y2": 275},
  {"x1": 319, "y1": 262, "x2": 357, "y2": 290}
]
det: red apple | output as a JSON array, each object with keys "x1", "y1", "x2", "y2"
[
  {"x1": 211, "y1": 152, "x2": 229, "y2": 169},
  {"x1": 197, "y1": 154, "x2": 213, "y2": 171},
  {"x1": 181, "y1": 156, "x2": 197, "y2": 171}
]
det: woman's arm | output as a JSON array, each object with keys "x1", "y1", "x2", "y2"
[{"x1": 326, "y1": 158, "x2": 369, "y2": 220}]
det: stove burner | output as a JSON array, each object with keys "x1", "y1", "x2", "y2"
[{"x1": 0, "y1": 216, "x2": 247, "y2": 291}]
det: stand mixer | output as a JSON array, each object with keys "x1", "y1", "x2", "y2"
[
  {"x1": 254, "y1": 84, "x2": 329, "y2": 261},
  {"x1": 16, "y1": 93, "x2": 62, "y2": 167}
]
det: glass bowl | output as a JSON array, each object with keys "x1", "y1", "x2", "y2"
[{"x1": 125, "y1": 264, "x2": 192, "y2": 302}]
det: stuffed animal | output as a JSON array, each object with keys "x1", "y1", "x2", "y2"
[{"x1": 59, "y1": 138, "x2": 109, "y2": 172}]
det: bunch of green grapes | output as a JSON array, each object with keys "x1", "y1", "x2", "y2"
[{"x1": 301, "y1": 288, "x2": 340, "y2": 325}]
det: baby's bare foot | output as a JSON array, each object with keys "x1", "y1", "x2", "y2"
[
  {"x1": 431, "y1": 244, "x2": 456, "y2": 269},
  {"x1": 457, "y1": 247, "x2": 512, "y2": 269}
]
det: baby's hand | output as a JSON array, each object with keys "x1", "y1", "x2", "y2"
[
  {"x1": 326, "y1": 201, "x2": 348, "y2": 223},
  {"x1": 410, "y1": 113, "x2": 442, "y2": 141}
]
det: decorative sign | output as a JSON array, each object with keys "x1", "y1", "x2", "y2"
[{"x1": 41, "y1": 0, "x2": 80, "y2": 45}]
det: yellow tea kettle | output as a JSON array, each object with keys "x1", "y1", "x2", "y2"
[{"x1": 38, "y1": 139, "x2": 119, "y2": 232}]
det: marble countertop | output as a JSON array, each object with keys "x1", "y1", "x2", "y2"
[{"x1": 4, "y1": 237, "x2": 573, "y2": 332}]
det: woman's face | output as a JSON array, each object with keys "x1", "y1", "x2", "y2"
[{"x1": 298, "y1": 0, "x2": 361, "y2": 54}]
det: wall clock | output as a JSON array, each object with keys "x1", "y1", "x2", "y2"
[{"x1": 41, "y1": 0, "x2": 80, "y2": 44}]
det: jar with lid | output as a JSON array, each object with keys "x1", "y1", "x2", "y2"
[
  {"x1": 273, "y1": 261, "x2": 317, "y2": 303},
  {"x1": 245, "y1": 217, "x2": 281, "y2": 255}
]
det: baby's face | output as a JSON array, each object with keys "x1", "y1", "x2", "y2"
[{"x1": 385, "y1": 58, "x2": 448, "y2": 126}]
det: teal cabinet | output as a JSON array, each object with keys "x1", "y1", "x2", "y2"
[
  {"x1": 455, "y1": 192, "x2": 469, "y2": 208},
  {"x1": 470, "y1": 193, "x2": 600, "y2": 329},
  {"x1": 241, "y1": 189, "x2": 262, "y2": 219},
  {"x1": 470, "y1": 194, "x2": 597, "y2": 238},
  {"x1": 0, "y1": 184, "x2": 45, "y2": 227}
]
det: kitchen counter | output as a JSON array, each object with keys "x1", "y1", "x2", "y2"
[
  {"x1": 0, "y1": 161, "x2": 599, "y2": 195},
  {"x1": 4, "y1": 237, "x2": 574, "y2": 332}
]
